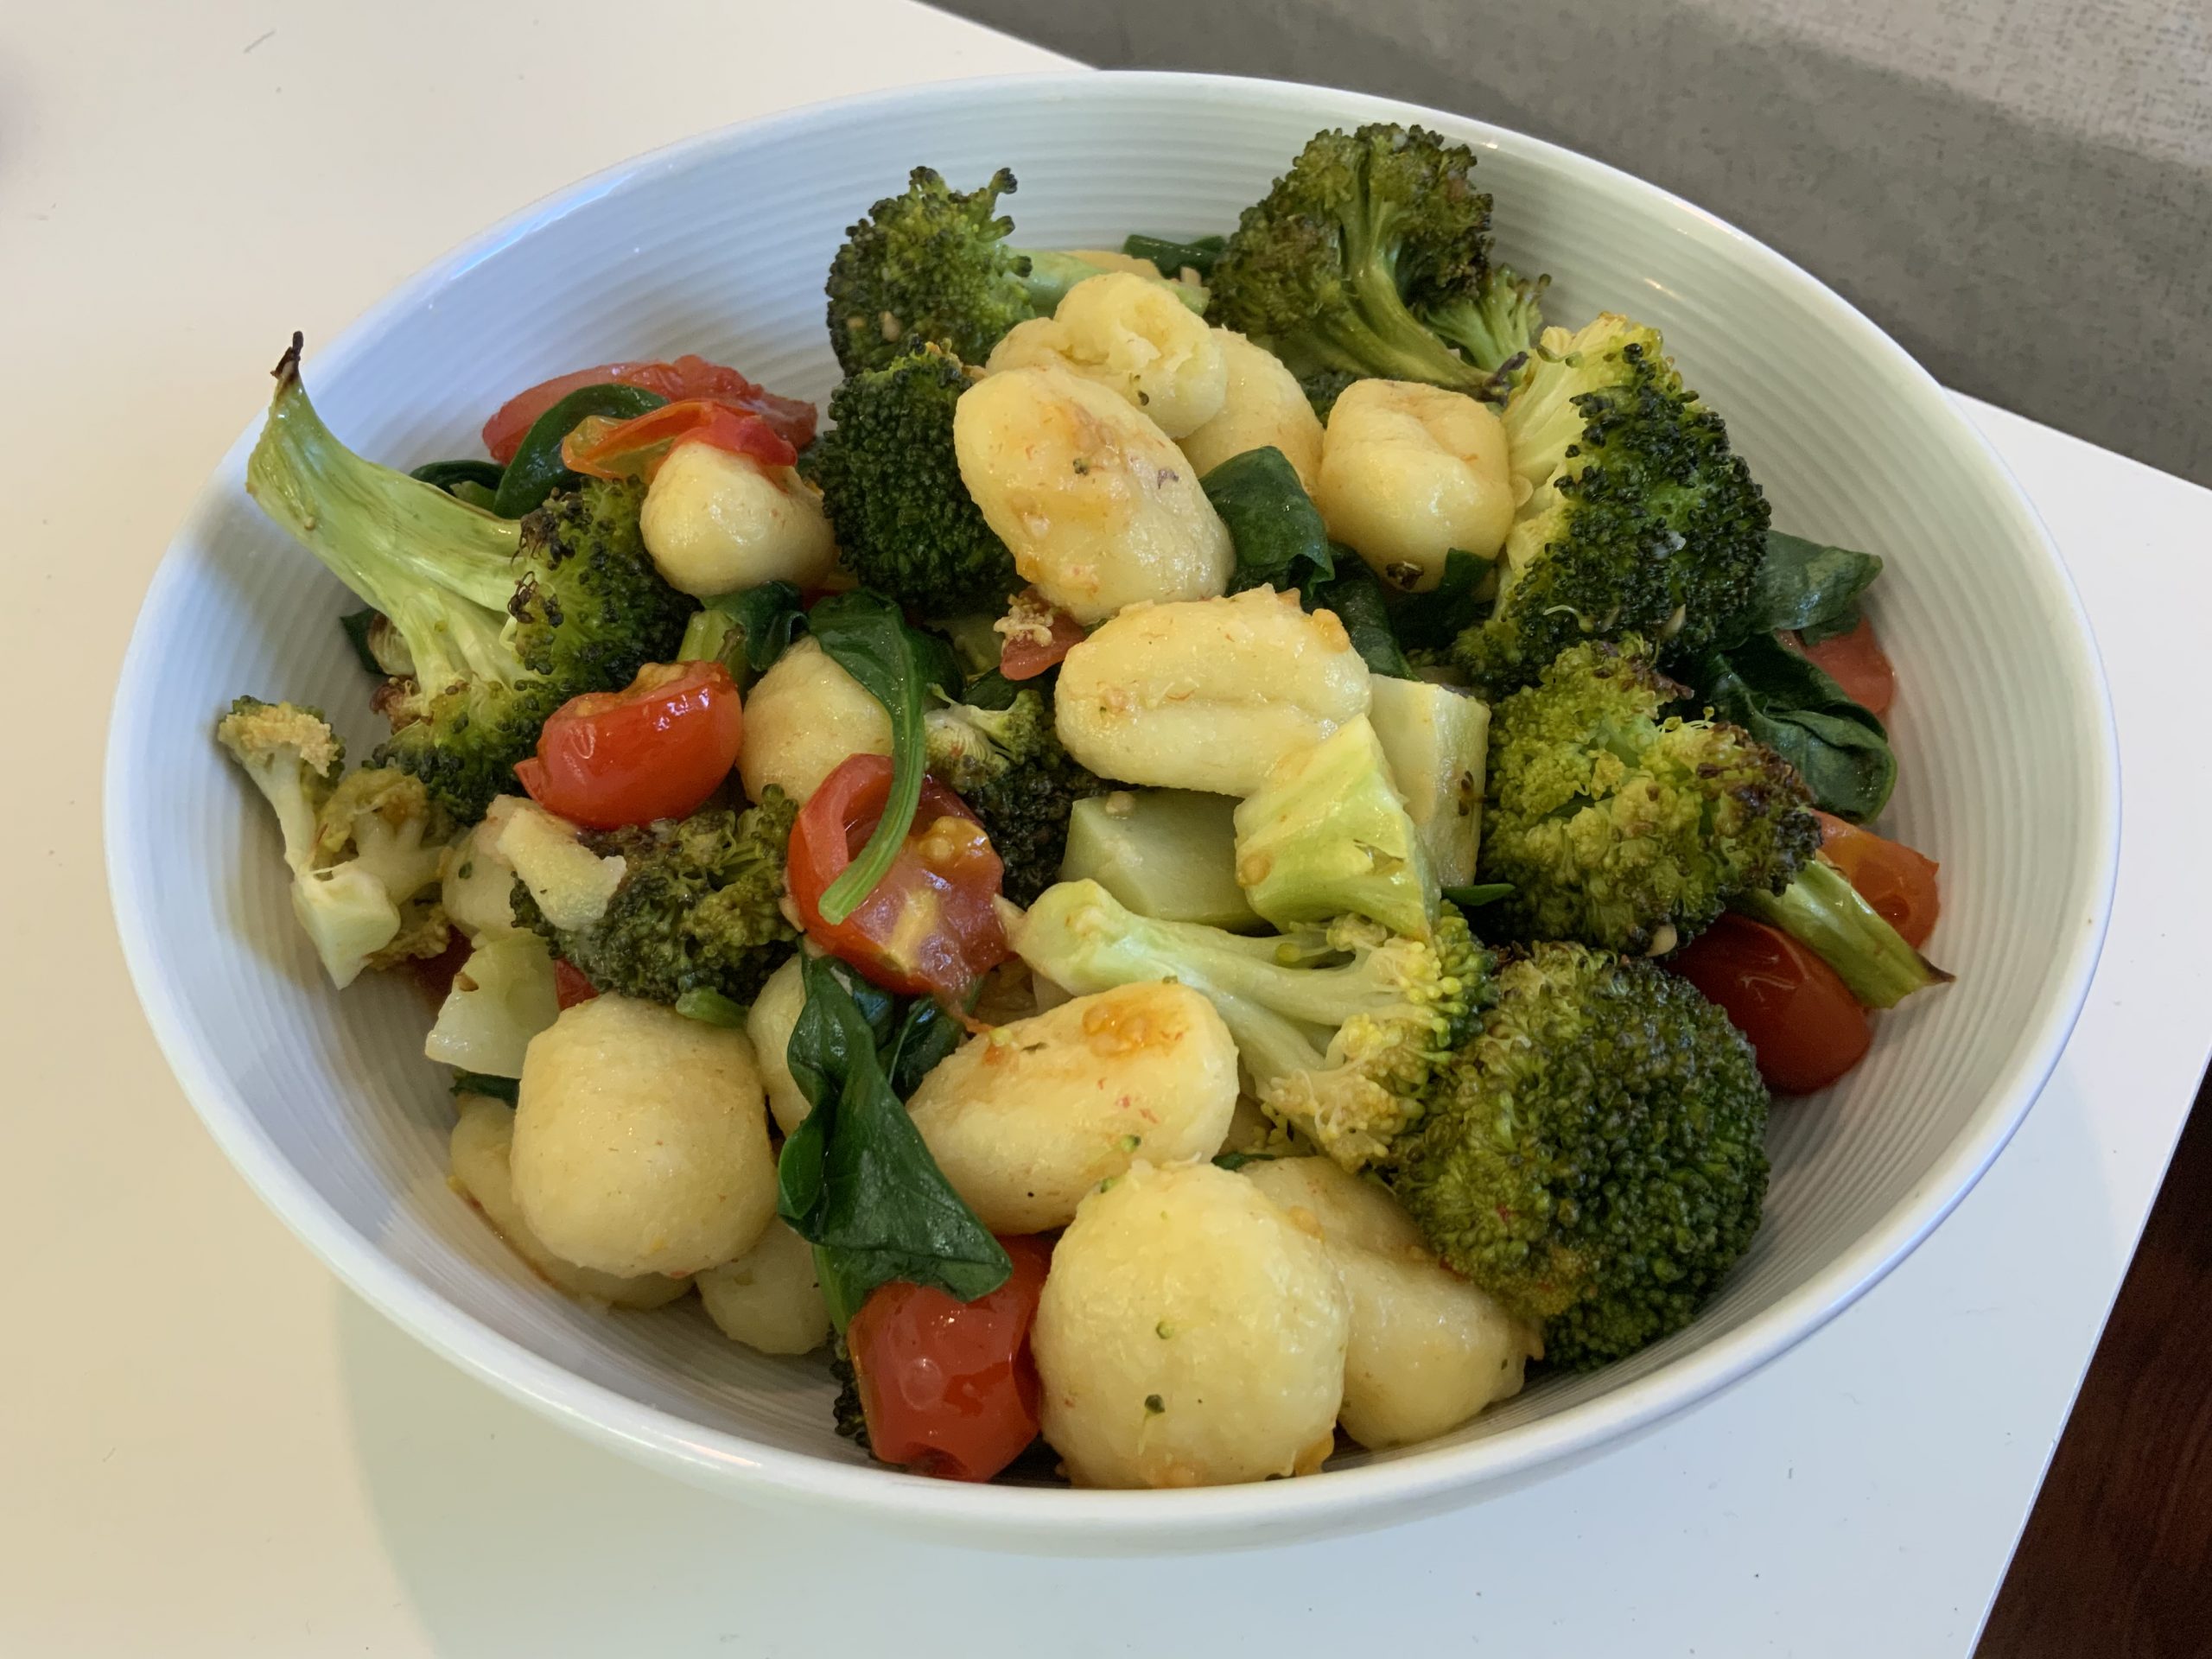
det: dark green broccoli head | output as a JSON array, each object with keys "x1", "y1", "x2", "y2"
[
  {"x1": 803, "y1": 348, "x2": 1019, "y2": 615},
  {"x1": 1208, "y1": 124, "x2": 1495, "y2": 394},
  {"x1": 1299, "y1": 367, "x2": 1359, "y2": 423},
  {"x1": 508, "y1": 479, "x2": 695, "y2": 688},
  {"x1": 1391, "y1": 942, "x2": 1771, "y2": 1368},
  {"x1": 1451, "y1": 315, "x2": 1770, "y2": 698},
  {"x1": 925, "y1": 690, "x2": 1101, "y2": 906},
  {"x1": 515, "y1": 790, "x2": 800, "y2": 1006},
  {"x1": 1480, "y1": 637, "x2": 1818, "y2": 954},
  {"x1": 825, "y1": 167, "x2": 1039, "y2": 376}
]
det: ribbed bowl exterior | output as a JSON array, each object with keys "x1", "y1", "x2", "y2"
[{"x1": 105, "y1": 72, "x2": 2117, "y2": 1548}]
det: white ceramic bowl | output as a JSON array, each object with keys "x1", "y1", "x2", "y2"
[{"x1": 105, "y1": 71, "x2": 2116, "y2": 1548}]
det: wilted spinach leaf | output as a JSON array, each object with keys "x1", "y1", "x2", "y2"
[{"x1": 1683, "y1": 633, "x2": 1897, "y2": 822}]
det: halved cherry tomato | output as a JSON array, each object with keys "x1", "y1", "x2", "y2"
[
  {"x1": 561, "y1": 399, "x2": 798, "y2": 484},
  {"x1": 847, "y1": 1234, "x2": 1052, "y2": 1482},
  {"x1": 1793, "y1": 615, "x2": 1895, "y2": 715},
  {"x1": 786, "y1": 754, "x2": 1010, "y2": 995},
  {"x1": 1671, "y1": 913, "x2": 1872, "y2": 1095},
  {"x1": 997, "y1": 590, "x2": 1087, "y2": 681},
  {"x1": 514, "y1": 661, "x2": 743, "y2": 830},
  {"x1": 551, "y1": 960, "x2": 600, "y2": 1009},
  {"x1": 482, "y1": 356, "x2": 816, "y2": 465},
  {"x1": 1816, "y1": 813, "x2": 1941, "y2": 950}
]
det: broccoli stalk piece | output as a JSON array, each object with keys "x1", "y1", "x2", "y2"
[
  {"x1": 923, "y1": 689, "x2": 1101, "y2": 906},
  {"x1": 245, "y1": 337, "x2": 695, "y2": 820},
  {"x1": 1421, "y1": 265, "x2": 1550, "y2": 380},
  {"x1": 1231, "y1": 715, "x2": 1439, "y2": 939},
  {"x1": 512, "y1": 791, "x2": 800, "y2": 1007},
  {"x1": 1451, "y1": 315, "x2": 1770, "y2": 697},
  {"x1": 1480, "y1": 638, "x2": 1949, "y2": 1003},
  {"x1": 215, "y1": 697, "x2": 453, "y2": 986},
  {"x1": 1014, "y1": 880, "x2": 1490, "y2": 1169},
  {"x1": 1480, "y1": 639, "x2": 1818, "y2": 955},
  {"x1": 1390, "y1": 942, "x2": 1771, "y2": 1368},
  {"x1": 802, "y1": 347, "x2": 1019, "y2": 614},
  {"x1": 824, "y1": 168, "x2": 1204, "y2": 377},
  {"x1": 1207, "y1": 124, "x2": 1498, "y2": 395}
]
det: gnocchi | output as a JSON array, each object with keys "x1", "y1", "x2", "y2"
[
  {"x1": 1054, "y1": 587, "x2": 1373, "y2": 795},
  {"x1": 1243, "y1": 1158, "x2": 1538, "y2": 1450},
  {"x1": 985, "y1": 270, "x2": 1228, "y2": 438},
  {"x1": 696, "y1": 1220, "x2": 832, "y2": 1356},
  {"x1": 906, "y1": 982, "x2": 1239, "y2": 1233},
  {"x1": 1174, "y1": 329, "x2": 1325, "y2": 491},
  {"x1": 953, "y1": 364, "x2": 1235, "y2": 624},
  {"x1": 512, "y1": 994, "x2": 778, "y2": 1278},
  {"x1": 736, "y1": 635, "x2": 893, "y2": 805},
  {"x1": 448, "y1": 1094, "x2": 690, "y2": 1310},
  {"x1": 639, "y1": 442, "x2": 838, "y2": 597},
  {"x1": 744, "y1": 954, "x2": 814, "y2": 1135},
  {"x1": 1316, "y1": 378, "x2": 1516, "y2": 589},
  {"x1": 1033, "y1": 1160, "x2": 1351, "y2": 1487}
]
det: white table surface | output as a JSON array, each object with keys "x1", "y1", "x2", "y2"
[{"x1": 8, "y1": 3, "x2": 2210, "y2": 1654}]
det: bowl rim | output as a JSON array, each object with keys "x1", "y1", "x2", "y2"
[{"x1": 105, "y1": 67, "x2": 2120, "y2": 1542}]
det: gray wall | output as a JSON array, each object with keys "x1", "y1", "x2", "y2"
[{"x1": 935, "y1": 0, "x2": 2212, "y2": 486}]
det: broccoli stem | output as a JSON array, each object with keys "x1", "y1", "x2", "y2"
[{"x1": 1740, "y1": 860, "x2": 1952, "y2": 1009}]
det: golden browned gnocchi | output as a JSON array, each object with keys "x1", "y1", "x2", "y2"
[
  {"x1": 906, "y1": 982, "x2": 1239, "y2": 1233},
  {"x1": 985, "y1": 271, "x2": 1228, "y2": 438},
  {"x1": 639, "y1": 442, "x2": 838, "y2": 597},
  {"x1": 448, "y1": 1094, "x2": 690, "y2": 1310},
  {"x1": 512, "y1": 994, "x2": 778, "y2": 1278},
  {"x1": 1243, "y1": 1158, "x2": 1539, "y2": 1450},
  {"x1": 1174, "y1": 329, "x2": 1325, "y2": 490},
  {"x1": 743, "y1": 954, "x2": 813, "y2": 1135},
  {"x1": 1033, "y1": 1160, "x2": 1351, "y2": 1488},
  {"x1": 736, "y1": 635, "x2": 892, "y2": 805},
  {"x1": 1053, "y1": 587, "x2": 1372, "y2": 795},
  {"x1": 696, "y1": 1220, "x2": 831, "y2": 1355},
  {"x1": 952, "y1": 364, "x2": 1234, "y2": 623},
  {"x1": 1316, "y1": 378, "x2": 1516, "y2": 589}
]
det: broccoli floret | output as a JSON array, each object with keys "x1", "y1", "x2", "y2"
[
  {"x1": 1480, "y1": 639, "x2": 1817, "y2": 955},
  {"x1": 1207, "y1": 124, "x2": 1496, "y2": 395},
  {"x1": 1014, "y1": 880, "x2": 1490, "y2": 1169},
  {"x1": 1390, "y1": 943, "x2": 1770, "y2": 1367},
  {"x1": 245, "y1": 338, "x2": 694, "y2": 820},
  {"x1": 1421, "y1": 265, "x2": 1549, "y2": 379},
  {"x1": 512, "y1": 791, "x2": 799, "y2": 1006},
  {"x1": 803, "y1": 348, "x2": 1019, "y2": 614},
  {"x1": 1298, "y1": 367, "x2": 1359, "y2": 423},
  {"x1": 1450, "y1": 315, "x2": 1770, "y2": 698},
  {"x1": 215, "y1": 697, "x2": 453, "y2": 986},
  {"x1": 1232, "y1": 715, "x2": 1438, "y2": 939},
  {"x1": 924, "y1": 690, "x2": 1101, "y2": 906},
  {"x1": 824, "y1": 169, "x2": 1205, "y2": 378}
]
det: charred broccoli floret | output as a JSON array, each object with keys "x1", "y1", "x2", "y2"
[
  {"x1": 1450, "y1": 315, "x2": 1770, "y2": 697},
  {"x1": 1014, "y1": 880, "x2": 1490, "y2": 1169},
  {"x1": 802, "y1": 347, "x2": 1019, "y2": 614},
  {"x1": 245, "y1": 337, "x2": 694, "y2": 820},
  {"x1": 924, "y1": 690, "x2": 1101, "y2": 906},
  {"x1": 513, "y1": 791, "x2": 799, "y2": 1006},
  {"x1": 1390, "y1": 943, "x2": 1770, "y2": 1368}
]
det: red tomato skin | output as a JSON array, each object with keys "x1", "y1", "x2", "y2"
[
  {"x1": 551, "y1": 960, "x2": 599, "y2": 1009},
  {"x1": 786, "y1": 754, "x2": 1010, "y2": 996},
  {"x1": 413, "y1": 932, "x2": 474, "y2": 1006},
  {"x1": 515, "y1": 662, "x2": 744, "y2": 830},
  {"x1": 561, "y1": 399, "x2": 798, "y2": 483},
  {"x1": 848, "y1": 1236, "x2": 1052, "y2": 1482},
  {"x1": 1671, "y1": 914, "x2": 1872, "y2": 1095},
  {"x1": 482, "y1": 356, "x2": 816, "y2": 464},
  {"x1": 1796, "y1": 616, "x2": 1896, "y2": 716},
  {"x1": 997, "y1": 592, "x2": 1086, "y2": 681},
  {"x1": 1815, "y1": 813, "x2": 1942, "y2": 949}
]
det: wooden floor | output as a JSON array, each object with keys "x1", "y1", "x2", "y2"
[{"x1": 1979, "y1": 1072, "x2": 2212, "y2": 1656}]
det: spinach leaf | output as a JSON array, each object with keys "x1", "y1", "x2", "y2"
[
  {"x1": 410, "y1": 458, "x2": 506, "y2": 498},
  {"x1": 883, "y1": 997, "x2": 964, "y2": 1099},
  {"x1": 1211, "y1": 1150, "x2": 1278, "y2": 1172},
  {"x1": 491, "y1": 384, "x2": 666, "y2": 518},
  {"x1": 339, "y1": 607, "x2": 385, "y2": 677},
  {"x1": 1203, "y1": 448, "x2": 1336, "y2": 595},
  {"x1": 1732, "y1": 531, "x2": 1885, "y2": 646},
  {"x1": 1383, "y1": 549, "x2": 1491, "y2": 652},
  {"x1": 680, "y1": 581, "x2": 808, "y2": 679},
  {"x1": 960, "y1": 666, "x2": 1023, "y2": 710},
  {"x1": 777, "y1": 957, "x2": 1010, "y2": 1328},
  {"x1": 448, "y1": 1071, "x2": 519, "y2": 1104},
  {"x1": 808, "y1": 594, "x2": 963, "y2": 923},
  {"x1": 1122, "y1": 232, "x2": 1226, "y2": 281},
  {"x1": 1441, "y1": 882, "x2": 1514, "y2": 908},
  {"x1": 1683, "y1": 633, "x2": 1897, "y2": 822},
  {"x1": 1306, "y1": 563, "x2": 1413, "y2": 678},
  {"x1": 673, "y1": 987, "x2": 747, "y2": 1027}
]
